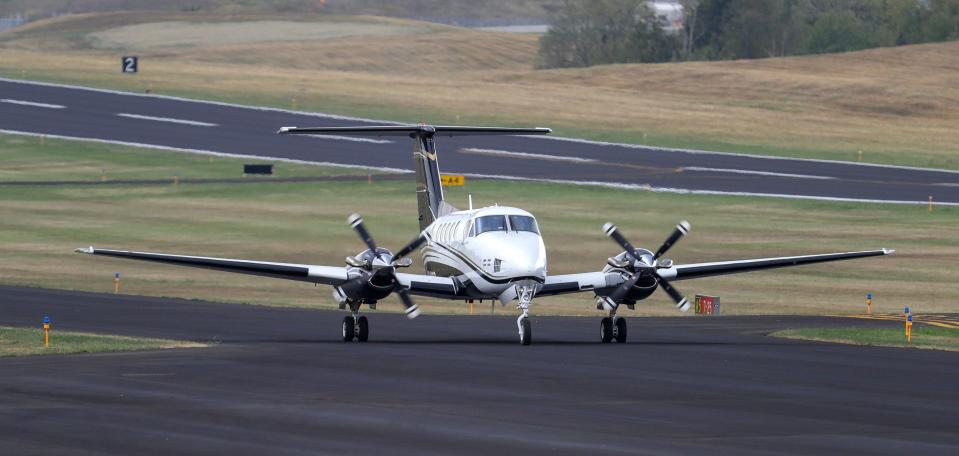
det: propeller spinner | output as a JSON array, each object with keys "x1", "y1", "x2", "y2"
[{"x1": 601, "y1": 221, "x2": 692, "y2": 312}]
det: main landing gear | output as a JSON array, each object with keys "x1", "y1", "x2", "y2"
[
  {"x1": 342, "y1": 304, "x2": 369, "y2": 342},
  {"x1": 600, "y1": 310, "x2": 628, "y2": 344}
]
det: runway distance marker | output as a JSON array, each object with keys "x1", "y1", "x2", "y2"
[{"x1": 122, "y1": 56, "x2": 138, "y2": 74}]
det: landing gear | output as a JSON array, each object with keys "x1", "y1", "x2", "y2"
[
  {"x1": 600, "y1": 312, "x2": 628, "y2": 344},
  {"x1": 601, "y1": 317, "x2": 613, "y2": 343},
  {"x1": 615, "y1": 317, "x2": 627, "y2": 343},
  {"x1": 515, "y1": 283, "x2": 535, "y2": 346},
  {"x1": 357, "y1": 316, "x2": 369, "y2": 342},
  {"x1": 342, "y1": 306, "x2": 370, "y2": 343},
  {"x1": 519, "y1": 317, "x2": 532, "y2": 346},
  {"x1": 342, "y1": 315, "x2": 355, "y2": 342}
]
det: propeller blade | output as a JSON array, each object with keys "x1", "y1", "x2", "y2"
[
  {"x1": 605, "y1": 273, "x2": 641, "y2": 310},
  {"x1": 391, "y1": 234, "x2": 428, "y2": 263},
  {"x1": 653, "y1": 220, "x2": 690, "y2": 260},
  {"x1": 656, "y1": 275, "x2": 690, "y2": 312},
  {"x1": 348, "y1": 213, "x2": 382, "y2": 260},
  {"x1": 603, "y1": 222, "x2": 638, "y2": 262},
  {"x1": 395, "y1": 285, "x2": 421, "y2": 319}
]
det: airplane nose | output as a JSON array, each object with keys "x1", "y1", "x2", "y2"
[{"x1": 505, "y1": 236, "x2": 546, "y2": 278}]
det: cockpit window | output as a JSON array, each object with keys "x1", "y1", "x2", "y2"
[
  {"x1": 508, "y1": 215, "x2": 539, "y2": 234},
  {"x1": 474, "y1": 215, "x2": 508, "y2": 235}
]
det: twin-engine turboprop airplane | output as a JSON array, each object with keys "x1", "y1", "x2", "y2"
[{"x1": 76, "y1": 124, "x2": 893, "y2": 345}]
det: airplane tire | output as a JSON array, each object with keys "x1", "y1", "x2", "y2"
[
  {"x1": 601, "y1": 317, "x2": 613, "y2": 343},
  {"x1": 342, "y1": 316, "x2": 355, "y2": 342},
  {"x1": 615, "y1": 318, "x2": 628, "y2": 343},
  {"x1": 357, "y1": 316, "x2": 369, "y2": 342},
  {"x1": 520, "y1": 318, "x2": 532, "y2": 346}
]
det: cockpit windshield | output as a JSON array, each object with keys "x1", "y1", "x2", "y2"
[
  {"x1": 474, "y1": 215, "x2": 508, "y2": 235},
  {"x1": 508, "y1": 215, "x2": 539, "y2": 234}
]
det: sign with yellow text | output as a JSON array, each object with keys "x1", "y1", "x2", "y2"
[{"x1": 441, "y1": 175, "x2": 465, "y2": 186}]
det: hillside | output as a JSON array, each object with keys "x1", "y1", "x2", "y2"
[{"x1": 1, "y1": 12, "x2": 957, "y2": 168}]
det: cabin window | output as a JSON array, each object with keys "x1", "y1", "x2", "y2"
[
  {"x1": 474, "y1": 215, "x2": 508, "y2": 235},
  {"x1": 508, "y1": 215, "x2": 539, "y2": 234}
]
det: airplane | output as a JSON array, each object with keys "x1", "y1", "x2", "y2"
[{"x1": 75, "y1": 124, "x2": 894, "y2": 345}]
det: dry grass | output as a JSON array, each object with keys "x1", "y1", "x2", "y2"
[
  {"x1": 1, "y1": 137, "x2": 956, "y2": 318},
  {"x1": 2, "y1": 12, "x2": 957, "y2": 168},
  {"x1": 87, "y1": 20, "x2": 425, "y2": 50}
]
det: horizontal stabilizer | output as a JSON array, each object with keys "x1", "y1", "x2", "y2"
[{"x1": 277, "y1": 125, "x2": 551, "y2": 137}]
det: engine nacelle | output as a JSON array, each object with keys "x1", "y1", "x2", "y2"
[{"x1": 598, "y1": 250, "x2": 659, "y2": 305}]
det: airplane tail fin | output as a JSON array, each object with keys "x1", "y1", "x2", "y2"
[{"x1": 278, "y1": 124, "x2": 551, "y2": 231}]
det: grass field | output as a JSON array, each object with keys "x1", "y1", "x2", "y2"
[
  {"x1": 772, "y1": 326, "x2": 959, "y2": 352},
  {"x1": 1, "y1": 12, "x2": 957, "y2": 169},
  {"x1": 0, "y1": 134, "x2": 372, "y2": 182},
  {"x1": 0, "y1": 326, "x2": 202, "y2": 357},
  {"x1": 2, "y1": 135, "x2": 956, "y2": 317}
]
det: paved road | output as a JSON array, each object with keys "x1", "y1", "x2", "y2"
[
  {"x1": 1, "y1": 285, "x2": 957, "y2": 455},
  {"x1": 2, "y1": 78, "x2": 958, "y2": 204}
]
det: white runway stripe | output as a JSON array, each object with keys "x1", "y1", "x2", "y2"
[
  {"x1": 116, "y1": 113, "x2": 218, "y2": 127},
  {"x1": 305, "y1": 134, "x2": 392, "y2": 144},
  {"x1": 682, "y1": 166, "x2": 835, "y2": 180},
  {"x1": 1, "y1": 99, "x2": 65, "y2": 109},
  {"x1": 459, "y1": 148, "x2": 596, "y2": 163}
]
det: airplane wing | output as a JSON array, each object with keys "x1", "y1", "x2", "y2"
[
  {"x1": 540, "y1": 248, "x2": 893, "y2": 296},
  {"x1": 74, "y1": 246, "x2": 462, "y2": 298},
  {"x1": 74, "y1": 246, "x2": 348, "y2": 284}
]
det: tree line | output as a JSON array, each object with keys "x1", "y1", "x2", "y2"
[{"x1": 538, "y1": 0, "x2": 959, "y2": 68}]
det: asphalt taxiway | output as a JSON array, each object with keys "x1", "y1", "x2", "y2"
[
  {"x1": 1, "y1": 285, "x2": 957, "y2": 455},
  {"x1": 2, "y1": 78, "x2": 958, "y2": 205}
]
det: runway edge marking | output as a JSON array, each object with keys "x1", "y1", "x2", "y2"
[{"x1": 3, "y1": 77, "x2": 959, "y2": 177}]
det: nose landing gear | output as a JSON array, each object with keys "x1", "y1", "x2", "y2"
[{"x1": 515, "y1": 284, "x2": 535, "y2": 345}]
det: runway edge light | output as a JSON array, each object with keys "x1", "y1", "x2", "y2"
[{"x1": 42, "y1": 315, "x2": 51, "y2": 348}]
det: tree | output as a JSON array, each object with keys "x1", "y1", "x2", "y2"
[{"x1": 537, "y1": 0, "x2": 678, "y2": 68}]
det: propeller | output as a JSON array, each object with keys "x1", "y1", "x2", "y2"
[
  {"x1": 601, "y1": 221, "x2": 692, "y2": 312},
  {"x1": 347, "y1": 214, "x2": 427, "y2": 319}
]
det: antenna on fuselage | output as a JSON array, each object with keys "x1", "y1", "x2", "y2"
[{"x1": 468, "y1": 194, "x2": 473, "y2": 211}]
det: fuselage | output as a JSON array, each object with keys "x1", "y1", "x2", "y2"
[{"x1": 422, "y1": 205, "x2": 547, "y2": 298}]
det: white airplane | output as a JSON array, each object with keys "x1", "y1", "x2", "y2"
[{"x1": 76, "y1": 124, "x2": 894, "y2": 345}]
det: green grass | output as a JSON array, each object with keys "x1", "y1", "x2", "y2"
[
  {"x1": 1, "y1": 135, "x2": 956, "y2": 317},
  {"x1": 0, "y1": 134, "x2": 373, "y2": 182},
  {"x1": 0, "y1": 326, "x2": 203, "y2": 357},
  {"x1": 771, "y1": 326, "x2": 959, "y2": 352}
]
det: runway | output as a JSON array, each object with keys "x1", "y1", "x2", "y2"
[
  {"x1": 1, "y1": 285, "x2": 957, "y2": 455},
  {"x1": 2, "y1": 78, "x2": 958, "y2": 205}
]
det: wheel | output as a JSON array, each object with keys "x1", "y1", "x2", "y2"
[
  {"x1": 342, "y1": 316, "x2": 355, "y2": 342},
  {"x1": 520, "y1": 318, "x2": 532, "y2": 346},
  {"x1": 357, "y1": 316, "x2": 369, "y2": 342},
  {"x1": 600, "y1": 317, "x2": 613, "y2": 343},
  {"x1": 614, "y1": 317, "x2": 627, "y2": 343}
]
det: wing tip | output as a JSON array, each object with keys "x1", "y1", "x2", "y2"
[
  {"x1": 276, "y1": 126, "x2": 296, "y2": 134},
  {"x1": 883, "y1": 248, "x2": 895, "y2": 255},
  {"x1": 74, "y1": 246, "x2": 94, "y2": 254}
]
